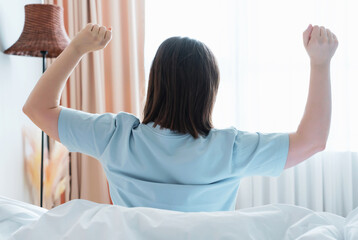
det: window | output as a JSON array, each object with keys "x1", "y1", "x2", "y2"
[{"x1": 145, "y1": 0, "x2": 358, "y2": 151}]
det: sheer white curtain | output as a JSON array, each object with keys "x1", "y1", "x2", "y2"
[{"x1": 145, "y1": 0, "x2": 358, "y2": 216}]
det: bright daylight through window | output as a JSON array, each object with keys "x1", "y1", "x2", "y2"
[{"x1": 145, "y1": 0, "x2": 358, "y2": 151}]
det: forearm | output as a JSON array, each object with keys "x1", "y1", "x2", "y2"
[
  {"x1": 296, "y1": 62, "x2": 331, "y2": 147},
  {"x1": 23, "y1": 44, "x2": 83, "y2": 112}
]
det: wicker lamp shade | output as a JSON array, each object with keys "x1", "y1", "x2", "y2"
[{"x1": 4, "y1": 4, "x2": 70, "y2": 58}]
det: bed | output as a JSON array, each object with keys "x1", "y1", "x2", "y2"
[{"x1": 1, "y1": 195, "x2": 357, "y2": 239}]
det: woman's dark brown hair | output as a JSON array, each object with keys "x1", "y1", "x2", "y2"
[{"x1": 142, "y1": 37, "x2": 220, "y2": 138}]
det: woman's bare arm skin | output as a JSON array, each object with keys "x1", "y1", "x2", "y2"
[
  {"x1": 285, "y1": 24, "x2": 338, "y2": 169},
  {"x1": 22, "y1": 24, "x2": 112, "y2": 142}
]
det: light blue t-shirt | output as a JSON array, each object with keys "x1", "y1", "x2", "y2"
[{"x1": 58, "y1": 107, "x2": 289, "y2": 212}]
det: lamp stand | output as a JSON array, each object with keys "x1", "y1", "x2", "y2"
[
  {"x1": 4, "y1": 4, "x2": 70, "y2": 208},
  {"x1": 40, "y1": 50, "x2": 48, "y2": 208}
]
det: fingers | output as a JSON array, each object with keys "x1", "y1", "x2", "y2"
[
  {"x1": 303, "y1": 24, "x2": 313, "y2": 47},
  {"x1": 104, "y1": 29, "x2": 112, "y2": 41},
  {"x1": 311, "y1": 25, "x2": 320, "y2": 40},
  {"x1": 91, "y1": 24, "x2": 100, "y2": 33},
  {"x1": 327, "y1": 29, "x2": 338, "y2": 44},
  {"x1": 98, "y1": 26, "x2": 107, "y2": 39},
  {"x1": 332, "y1": 33, "x2": 338, "y2": 43},
  {"x1": 326, "y1": 28, "x2": 333, "y2": 43},
  {"x1": 86, "y1": 23, "x2": 111, "y2": 40},
  {"x1": 332, "y1": 32, "x2": 339, "y2": 47},
  {"x1": 309, "y1": 25, "x2": 338, "y2": 42},
  {"x1": 99, "y1": 26, "x2": 112, "y2": 46},
  {"x1": 319, "y1": 26, "x2": 325, "y2": 37},
  {"x1": 85, "y1": 23, "x2": 93, "y2": 30},
  {"x1": 321, "y1": 26, "x2": 333, "y2": 44},
  {"x1": 82, "y1": 23, "x2": 112, "y2": 50}
]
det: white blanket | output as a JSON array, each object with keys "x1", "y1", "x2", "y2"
[{"x1": 1, "y1": 196, "x2": 357, "y2": 240}]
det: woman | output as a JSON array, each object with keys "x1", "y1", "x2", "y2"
[{"x1": 23, "y1": 23, "x2": 338, "y2": 212}]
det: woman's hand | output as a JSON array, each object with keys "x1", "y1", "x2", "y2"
[
  {"x1": 69, "y1": 23, "x2": 112, "y2": 55},
  {"x1": 303, "y1": 24, "x2": 339, "y2": 66}
]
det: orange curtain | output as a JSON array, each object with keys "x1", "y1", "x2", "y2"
[{"x1": 46, "y1": 0, "x2": 146, "y2": 205}]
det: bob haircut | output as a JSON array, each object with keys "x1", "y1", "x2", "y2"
[{"x1": 142, "y1": 37, "x2": 220, "y2": 138}]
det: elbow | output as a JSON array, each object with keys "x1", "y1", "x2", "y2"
[
  {"x1": 315, "y1": 140, "x2": 327, "y2": 152},
  {"x1": 22, "y1": 104, "x2": 29, "y2": 116},
  {"x1": 22, "y1": 103, "x2": 35, "y2": 117}
]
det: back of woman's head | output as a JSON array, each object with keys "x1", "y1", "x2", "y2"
[{"x1": 143, "y1": 37, "x2": 220, "y2": 138}]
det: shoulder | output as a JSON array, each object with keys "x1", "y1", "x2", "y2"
[
  {"x1": 209, "y1": 126, "x2": 243, "y2": 137},
  {"x1": 115, "y1": 111, "x2": 140, "y2": 129},
  {"x1": 209, "y1": 126, "x2": 261, "y2": 145},
  {"x1": 207, "y1": 126, "x2": 239, "y2": 143}
]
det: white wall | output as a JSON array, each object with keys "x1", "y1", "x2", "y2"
[{"x1": 0, "y1": 0, "x2": 42, "y2": 203}]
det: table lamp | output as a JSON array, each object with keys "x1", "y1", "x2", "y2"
[{"x1": 4, "y1": 4, "x2": 70, "y2": 207}]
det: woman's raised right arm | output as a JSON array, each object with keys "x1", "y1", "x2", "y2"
[{"x1": 22, "y1": 23, "x2": 112, "y2": 142}]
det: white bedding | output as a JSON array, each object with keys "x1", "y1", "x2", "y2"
[{"x1": 1, "y1": 196, "x2": 357, "y2": 240}]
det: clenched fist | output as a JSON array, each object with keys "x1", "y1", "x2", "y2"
[
  {"x1": 303, "y1": 24, "x2": 338, "y2": 66},
  {"x1": 70, "y1": 23, "x2": 112, "y2": 55}
]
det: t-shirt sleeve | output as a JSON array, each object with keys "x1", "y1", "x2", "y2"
[
  {"x1": 232, "y1": 130, "x2": 290, "y2": 177},
  {"x1": 57, "y1": 107, "x2": 118, "y2": 159}
]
